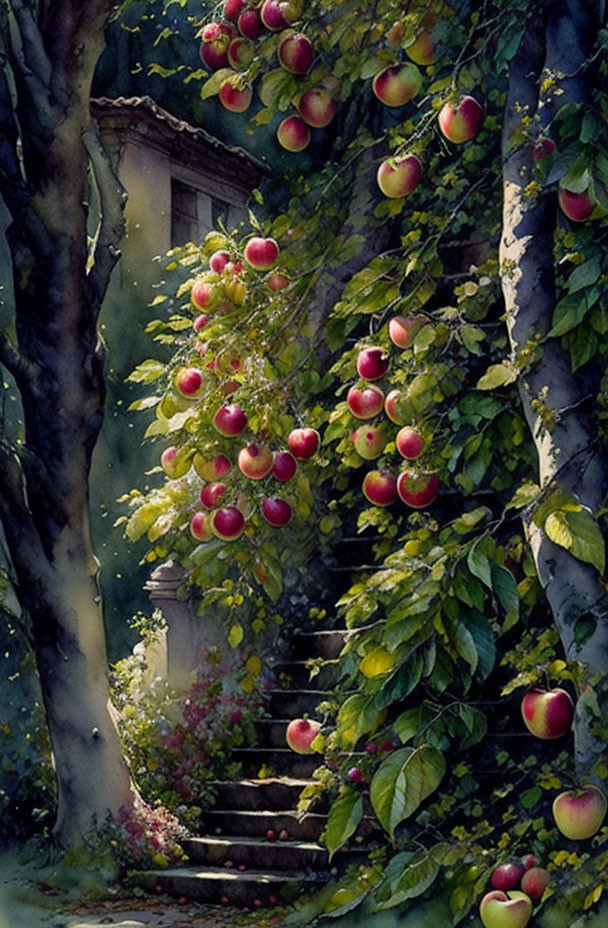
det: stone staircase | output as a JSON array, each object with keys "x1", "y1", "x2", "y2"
[{"x1": 137, "y1": 629, "x2": 351, "y2": 906}]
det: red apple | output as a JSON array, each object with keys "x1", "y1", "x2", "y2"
[
  {"x1": 200, "y1": 482, "x2": 227, "y2": 510},
  {"x1": 193, "y1": 313, "x2": 209, "y2": 333},
  {"x1": 191, "y1": 279, "x2": 218, "y2": 311},
  {"x1": 348, "y1": 767, "x2": 364, "y2": 783},
  {"x1": 397, "y1": 471, "x2": 439, "y2": 508},
  {"x1": 277, "y1": 115, "x2": 311, "y2": 152},
  {"x1": 532, "y1": 137, "x2": 556, "y2": 163},
  {"x1": 347, "y1": 384, "x2": 385, "y2": 419},
  {"x1": 352, "y1": 426, "x2": 387, "y2": 460},
  {"x1": 261, "y1": 497, "x2": 292, "y2": 527},
  {"x1": 285, "y1": 718, "x2": 322, "y2": 753},
  {"x1": 260, "y1": 0, "x2": 288, "y2": 29},
  {"x1": 160, "y1": 446, "x2": 191, "y2": 478},
  {"x1": 520, "y1": 687, "x2": 574, "y2": 739},
  {"x1": 372, "y1": 63, "x2": 422, "y2": 107},
  {"x1": 272, "y1": 451, "x2": 297, "y2": 482},
  {"x1": 384, "y1": 388, "x2": 406, "y2": 425},
  {"x1": 200, "y1": 22, "x2": 236, "y2": 70},
  {"x1": 237, "y1": 8, "x2": 263, "y2": 37},
  {"x1": 490, "y1": 860, "x2": 525, "y2": 891},
  {"x1": 227, "y1": 36, "x2": 255, "y2": 69},
  {"x1": 267, "y1": 272, "x2": 290, "y2": 291},
  {"x1": 175, "y1": 367, "x2": 204, "y2": 398},
  {"x1": 224, "y1": 0, "x2": 245, "y2": 19},
  {"x1": 522, "y1": 854, "x2": 537, "y2": 871},
  {"x1": 209, "y1": 250, "x2": 231, "y2": 273},
  {"x1": 363, "y1": 470, "x2": 398, "y2": 506},
  {"x1": 213, "y1": 403, "x2": 248, "y2": 436},
  {"x1": 298, "y1": 88, "x2": 337, "y2": 128},
  {"x1": 193, "y1": 453, "x2": 231, "y2": 481},
  {"x1": 219, "y1": 81, "x2": 253, "y2": 113},
  {"x1": 288, "y1": 427, "x2": 319, "y2": 459},
  {"x1": 438, "y1": 95, "x2": 484, "y2": 143},
  {"x1": 558, "y1": 187, "x2": 595, "y2": 222},
  {"x1": 212, "y1": 507, "x2": 246, "y2": 541},
  {"x1": 377, "y1": 154, "x2": 422, "y2": 199},
  {"x1": 396, "y1": 426, "x2": 424, "y2": 460},
  {"x1": 190, "y1": 511, "x2": 213, "y2": 542},
  {"x1": 520, "y1": 867, "x2": 549, "y2": 902},
  {"x1": 553, "y1": 784, "x2": 607, "y2": 839},
  {"x1": 244, "y1": 237, "x2": 279, "y2": 270},
  {"x1": 238, "y1": 442, "x2": 273, "y2": 479},
  {"x1": 388, "y1": 314, "x2": 427, "y2": 348},
  {"x1": 357, "y1": 346, "x2": 389, "y2": 381},
  {"x1": 278, "y1": 32, "x2": 313, "y2": 75},
  {"x1": 479, "y1": 891, "x2": 532, "y2": 928}
]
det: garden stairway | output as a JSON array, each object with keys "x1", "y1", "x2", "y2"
[{"x1": 137, "y1": 628, "x2": 356, "y2": 906}]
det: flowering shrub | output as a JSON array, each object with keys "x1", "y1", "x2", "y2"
[
  {"x1": 108, "y1": 797, "x2": 188, "y2": 870},
  {"x1": 112, "y1": 644, "x2": 269, "y2": 826}
]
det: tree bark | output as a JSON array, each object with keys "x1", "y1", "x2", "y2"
[
  {"x1": 0, "y1": 0, "x2": 135, "y2": 844},
  {"x1": 500, "y1": 1, "x2": 608, "y2": 779}
]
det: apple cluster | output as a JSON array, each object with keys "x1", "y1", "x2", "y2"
[
  {"x1": 480, "y1": 854, "x2": 549, "y2": 928},
  {"x1": 345, "y1": 316, "x2": 440, "y2": 511},
  {"x1": 199, "y1": 0, "x2": 339, "y2": 152},
  {"x1": 531, "y1": 135, "x2": 597, "y2": 222}
]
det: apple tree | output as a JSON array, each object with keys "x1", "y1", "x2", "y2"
[
  {"x1": 0, "y1": 0, "x2": 138, "y2": 845},
  {"x1": 126, "y1": 0, "x2": 608, "y2": 919}
]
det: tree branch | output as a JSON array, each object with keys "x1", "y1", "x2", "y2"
[
  {"x1": 0, "y1": 330, "x2": 37, "y2": 386},
  {"x1": 9, "y1": 0, "x2": 52, "y2": 87}
]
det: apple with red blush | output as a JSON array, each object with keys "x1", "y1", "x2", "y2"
[
  {"x1": 286, "y1": 718, "x2": 322, "y2": 753},
  {"x1": 261, "y1": 497, "x2": 292, "y2": 527},
  {"x1": 200, "y1": 22, "x2": 236, "y2": 70},
  {"x1": 397, "y1": 471, "x2": 439, "y2": 508},
  {"x1": 396, "y1": 426, "x2": 424, "y2": 460},
  {"x1": 272, "y1": 451, "x2": 297, "y2": 482},
  {"x1": 277, "y1": 115, "x2": 311, "y2": 152},
  {"x1": 438, "y1": 95, "x2": 484, "y2": 143},
  {"x1": 356, "y1": 347, "x2": 389, "y2": 381},
  {"x1": 479, "y1": 891, "x2": 532, "y2": 928},
  {"x1": 223, "y1": 0, "x2": 245, "y2": 19},
  {"x1": 191, "y1": 278, "x2": 219, "y2": 312},
  {"x1": 212, "y1": 507, "x2": 245, "y2": 541},
  {"x1": 278, "y1": 32, "x2": 313, "y2": 75},
  {"x1": 175, "y1": 367, "x2": 204, "y2": 398},
  {"x1": 520, "y1": 687, "x2": 574, "y2": 740},
  {"x1": 520, "y1": 867, "x2": 549, "y2": 902},
  {"x1": 558, "y1": 187, "x2": 595, "y2": 222},
  {"x1": 193, "y1": 314, "x2": 209, "y2": 333},
  {"x1": 267, "y1": 272, "x2": 290, "y2": 291},
  {"x1": 352, "y1": 426, "x2": 387, "y2": 460},
  {"x1": 298, "y1": 88, "x2": 337, "y2": 128},
  {"x1": 228, "y1": 36, "x2": 255, "y2": 69},
  {"x1": 209, "y1": 250, "x2": 231, "y2": 273},
  {"x1": 363, "y1": 470, "x2": 398, "y2": 506},
  {"x1": 552, "y1": 784, "x2": 607, "y2": 839},
  {"x1": 388, "y1": 314, "x2": 427, "y2": 348},
  {"x1": 219, "y1": 81, "x2": 253, "y2": 113},
  {"x1": 238, "y1": 443, "x2": 273, "y2": 479},
  {"x1": 372, "y1": 63, "x2": 422, "y2": 107},
  {"x1": 190, "y1": 511, "x2": 213, "y2": 542},
  {"x1": 213, "y1": 403, "x2": 248, "y2": 436},
  {"x1": 384, "y1": 388, "x2": 406, "y2": 425},
  {"x1": 237, "y1": 8, "x2": 263, "y2": 37},
  {"x1": 288, "y1": 427, "x2": 319, "y2": 459},
  {"x1": 200, "y1": 482, "x2": 227, "y2": 510},
  {"x1": 347, "y1": 384, "x2": 384, "y2": 419},
  {"x1": 377, "y1": 155, "x2": 422, "y2": 199},
  {"x1": 160, "y1": 446, "x2": 191, "y2": 479},
  {"x1": 244, "y1": 237, "x2": 279, "y2": 270},
  {"x1": 193, "y1": 453, "x2": 231, "y2": 482},
  {"x1": 490, "y1": 860, "x2": 525, "y2": 891},
  {"x1": 532, "y1": 137, "x2": 556, "y2": 163}
]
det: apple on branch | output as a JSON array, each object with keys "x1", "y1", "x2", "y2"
[
  {"x1": 388, "y1": 314, "x2": 427, "y2": 348},
  {"x1": 277, "y1": 115, "x2": 311, "y2": 152},
  {"x1": 238, "y1": 443, "x2": 273, "y2": 479},
  {"x1": 190, "y1": 511, "x2": 213, "y2": 542},
  {"x1": 285, "y1": 718, "x2": 321, "y2": 753},
  {"x1": 277, "y1": 32, "x2": 313, "y2": 75},
  {"x1": 558, "y1": 187, "x2": 595, "y2": 222},
  {"x1": 261, "y1": 497, "x2": 292, "y2": 527},
  {"x1": 348, "y1": 384, "x2": 385, "y2": 419},
  {"x1": 363, "y1": 469, "x2": 398, "y2": 506},
  {"x1": 228, "y1": 36, "x2": 255, "y2": 69},
  {"x1": 200, "y1": 22, "x2": 236, "y2": 70},
  {"x1": 553, "y1": 784, "x2": 607, "y2": 839},
  {"x1": 479, "y1": 891, "x2": 532, "y2": 928},
  {"x1": 175, "y1": 367, "x2": 204, "y2": 399},
  {"x1": 288, "y1": 427, "x2": 319, "y2": 459},
  {"x1": 272, "y1": 451, "x2": 297, "y2": 481},
  {"x1": 213, "y1": 403, "x2": 248, "y2": 436},
  {"x1": 490, "y1": 860, "x2": 525, "y2": 891},
  {"x1": 356, "y1": 346, "x2": 389, "y2": 381},
  {"x1": 212, "y1": 507, "x2": 246, "y2": 541},
  {"x1": 438, "y1": 95, "x2": 484, "y2": 143},
  {"x1": 237, "y1": 8, "x2": 263, "y2": 37},
  {"x1": 244, "y1": 237, "x2": 279, "y2": 270},
  {"x1": 298, "y1": 88, "x2": 337, "y2": 128},
  {"x1": 160, "y1": 446, "x2": 191, "y2": 479},
  {"x1": 200, "y1": 482, "x2": 227, "y2": 510},
  {"x1": 352, "y1": 426, "x2": 387, "y2": 460},
  {"x1": 372, "y1": 63, "x2": 422, "y2": 107},
  {"x1": 395, "y1": 426, "x2": 425, "y2": 460},
  {"x1": 377, "y1": 154, "x2": 422, "y2": 199},
  {"x1": 397, "y1": 471, "x2": 439, "y2": 508},
  {"x1": 219, "y1": 81, "x2": 253, "y2": 113},
  {"x1": 520, "y1": 687, "x2": 574, "y2": 739}
]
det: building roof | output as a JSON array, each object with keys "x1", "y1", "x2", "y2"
[{"x1": 91, "y1": 95, "x2": 270, "y2": 181}]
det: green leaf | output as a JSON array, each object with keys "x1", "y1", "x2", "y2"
[
  {"x1": 531, "y1": 488, "x2": 575, "y2": 528},
  {"x1": 467, "y1": 536, "x2": 492, "y2": 588},
  {"x1": 394, "y1": 705, "x2": 436, "y2": 744},
  {"x1": 200, "y1": 68, "x2": 234, "y2": 99},
  {"x1": 324, "y1": 792, "x2": 363, "y2": 859},
  {"x1": 127, "y1": 359, "x2": 167, "y2": 384},
  {"x1": 491, "y1": 563, "x2": 519, "y2": 623},
  {"x1": 568, "y1": 256, "x2": 601, "y2": 293},
  {"x1": 372, "y1": 849, "x2": 440, "y2": 911},
  {"x1": 476, "y1": 362, "x2": 517, "y2": 390},
  {"x1": 452, "y1": 620, "x2": 478, "y2": 671},
  {"x1": 545, "y1": 508, "x2": 605, "y2": 573},
  {"x1": 370, "y1": 745, "x2": 445, "y2": 838},
  {"x1": 360, "y1": 646, "x2": 395, "y2": 678},
  {"x1": 549, "y1": 288, "x2": 599, "y2": 337}
]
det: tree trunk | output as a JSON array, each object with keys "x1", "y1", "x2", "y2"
[
  {"x1": 500, "y1": 2, "x2": 608, "y2": 779},
  {"x1": 0, "y1": 0, "x2": 135, "y2": 844}
]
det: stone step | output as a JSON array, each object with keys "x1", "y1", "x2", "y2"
[
  {"x1": 274, "y1": 660, "x2": 340, "y2": 690},
  {"x1": 137, "y1": 866, "x2": 325, "y2": 906},
  {"x1": 209, "y1": 777, "x2": 314, "y2": 812},
  {"x1": 291, "y1": 629, "x2": 345, "y2": 660},
  {"x1": 184, "y1": 835, "x2": 329, "y2": 870},
  {"x1": 201, "y1": 809, "x2": 327, "y2": 841},
  {"x1": 255, "y1": 718, "x2": 294, "y2": 748},
  {"x1": 232, "y1": 746, "x2": 320, "y2": 778},
  {"x1": 267, "y1": 689, "x2": 330, "y2": 717}
]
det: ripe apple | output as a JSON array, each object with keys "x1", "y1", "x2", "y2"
[
  {"x1": 191, "y1": 278, "x2": 218, "y2": 311},
  {"x1": 209, "y1": 250, "x2": 231, "y2": 273},
  {"x1": 357, "y1": 347, "x2": 389, "y2": 381},
  {"x1": 352, "y1": 426, "x2": 387, "y2": 460},
  {"x1": 479, "y1": 891, "x2": 532, "y2": 928},
  {"x1": 260, "y1": 0, "x2": 288, "y2": 29},
  {"x1": 298, "y1": 88, "x2": 337, "y2": 128},
  {"x1": 193, "y1": 453, "x2": 231, "y2": 481},
  {"x1": 267, "y1": 272, "x2": 290, "y2": 291},
  {"x1": 521, "y1": 687, "x2": 574, "y2": 739},
  {"x1": 388, "y1": 314, "x2": 427, "y2": 348},
  {"x1": 396, "y1": 426, "x2": 424, "y2": 460},
  {"x1": 285, "y1": 718, "x2": 322, "y2": 753},
  {"x1": 175, "y1": 367, "x2": 204, "y2": 398},
  {"x1": 228, "y1": 36, "x2": 255, "y2": 69},
  {"x1": 219, "y1": 81, "x2": 253, "y2": 113},
  {"x1": 438, "y1": 95, "x2": 484, "y2": 143},
  {"x1": 224, "y1": 0, "x2": 245, "y2": 18},
  {"x1": 244, "y1": 237, "x2": 279, "y2": 270},
  {"x1": 397, "y1": 471, "x2": 439, "y2": 508},
  {"x1": 372, "y1": 63, "x2": 422, "y2": 107},
  {"x1": 261, "y1": 497, "x2": 292, "y2": 527},
  {"x1": 384, "y1": 388, "x2": 406, "y2": 425},
  {"x1": 200, "y1": 22, "x2": 236, "y2": 70},
  {"x1": 237, "y1": 8, "x2": 263, "y2": 37},
  {"x1": 377, "y1": 154, "x2": 422, "y2": 198},
  {"x1": 277, "y1": 115, "x2": 311, "y2": 152},
  {"x1": 363, "y1": 470, "x2": 398, "y2": 506},
  {"x1": 558, "y1": 188, "x2": 595, "y2": 222},
  {"x1": 288, "y1": 427, "x2": 319, "y2": 459},
  {"x1": 272, "y1": 451, "x2": 297, "y2": 482},
  {"x1": 522, "y1": 854, "x2": 537, "y2": 871},
  {"x1": 348, "y1": 766, "x2": 364, "y2": 783},
  {"x1": 200, "y1": 482, "x2": 227, "y2": 510},
  {"x1": 238, "y1": 443, "x2": 273, "y2": 479},
  {"x1": 278, "y1": 32, "x2": 313, "y2": 75},
  {"x1": 520, "y1": 867, "x2": 549, "y2": 902},
  {"x1": 212, "y1": 507, "x2": 246, "y2": 541},
  {"x1": 347, "y1": 384, "x2": 385, "y2": 419},
  {"x1": 490, "y1": 860, "x2": 525, "y2": 891},
  {"x1": 160, "y1": 446, "x2": 191, "y2": 478},
  {"x1": 532, "y1": 137, "x2": 556, "y2": 163},
  {"x1": 190, "y1": 511, "x2": 213, "y2": 542},
  {"x1": 193, "y1": 313, "x2": 209, "y2": 333},
  {"x1": 552, "y1": 784, "x2": 607, "y2": 839},
  {"x1": 213, "y1": 403, "x2": 248, "y2": 436}
]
